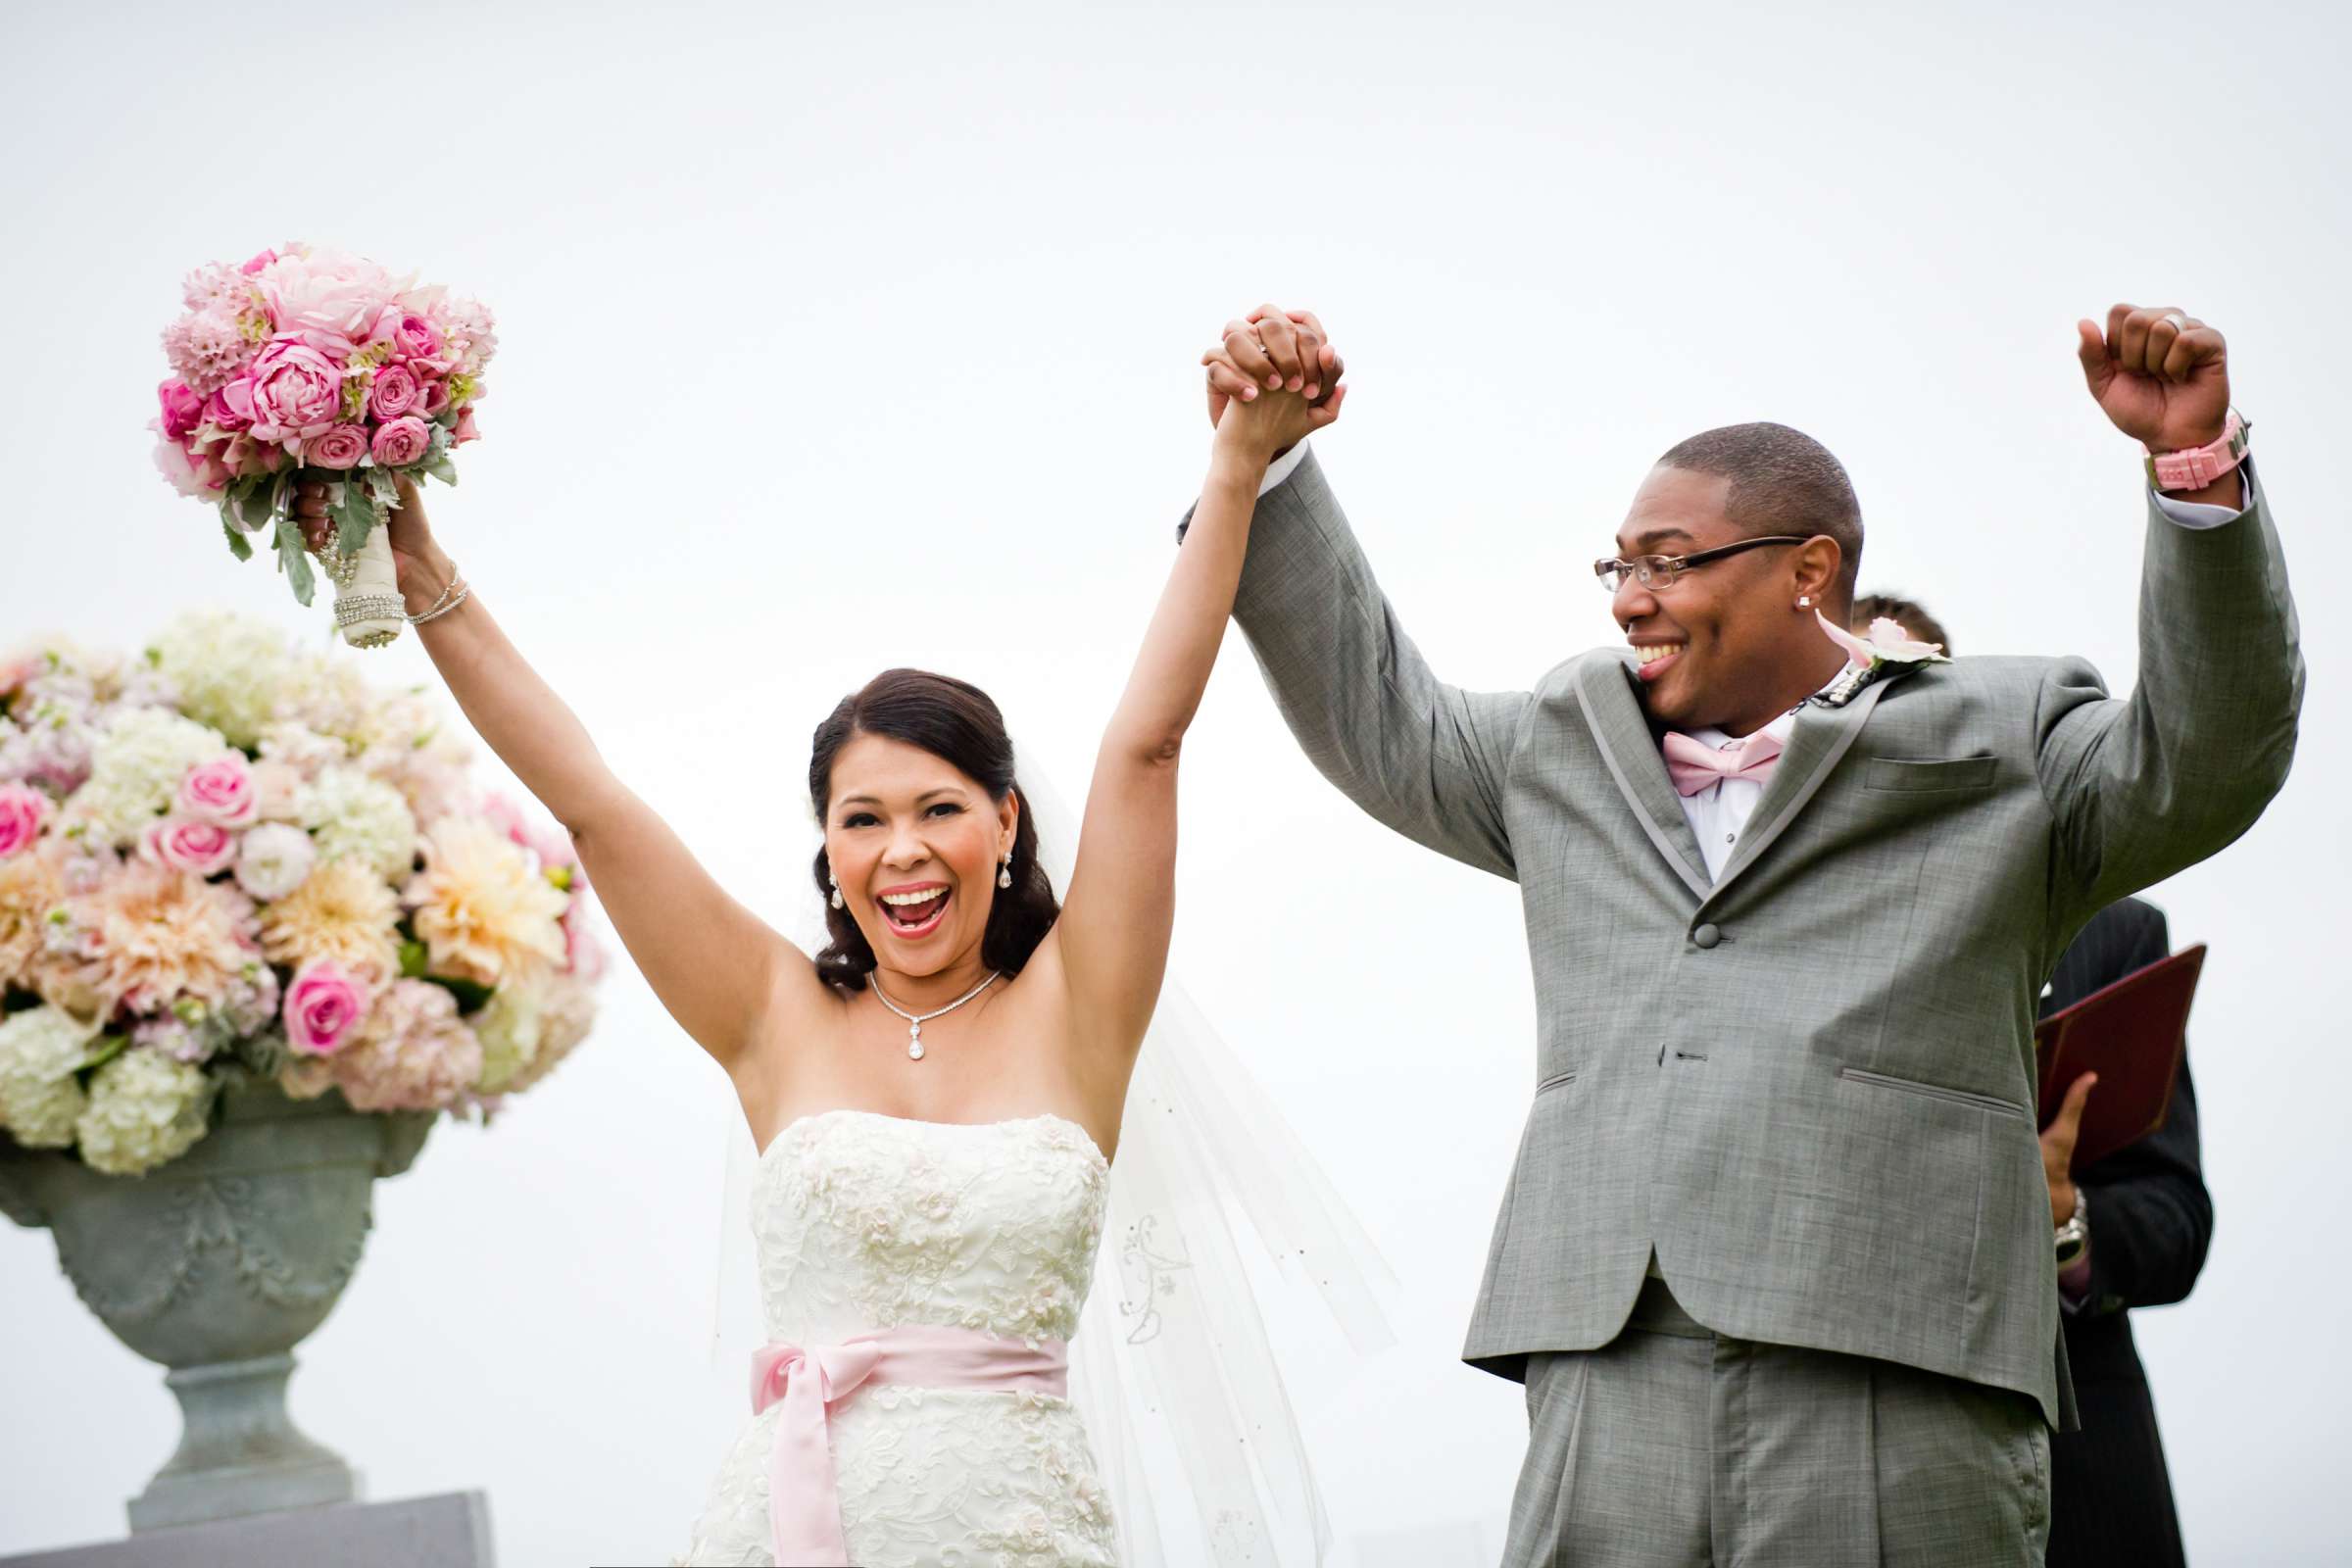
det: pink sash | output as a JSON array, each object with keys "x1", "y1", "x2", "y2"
[{"x1": 750, "y1": 1325, "x2": 1069, "y2": 1565}]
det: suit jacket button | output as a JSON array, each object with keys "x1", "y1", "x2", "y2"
[{"x1": 1692, "y1": 923, "x2": 1722, "y2": 949}]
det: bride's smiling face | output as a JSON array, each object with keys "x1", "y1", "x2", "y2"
[{"x1": 824, "y1": 731, "x2": 1017, "y2": 976}]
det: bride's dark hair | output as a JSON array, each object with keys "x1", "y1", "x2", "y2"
[{"x1": 808, "y1": 668, "x2": 1057, "y2": 993}]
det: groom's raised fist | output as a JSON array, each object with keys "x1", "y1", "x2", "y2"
[{"x1": 2076, "y1": 303, "x2": 2230, "y2": 454}]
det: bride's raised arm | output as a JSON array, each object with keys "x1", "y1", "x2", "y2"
[
  {"x1": 1046, "y1": 325, "x2": 1344, "y2": 1088},
  {"x1": 292, "y1": 476, "x2": 827, "y2": 1075}
]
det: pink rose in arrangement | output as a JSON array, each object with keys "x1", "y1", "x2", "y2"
[
  {"x1": 157, "y1": 381, "x2": 205, "y2": 442},
  {"x1": 370, "y1": 416, "x2": 431, "y2": 468},
  {"x1": 368, "y1": 363, "x2": 421, "y2": 420},
  {"x1": 307, "y1": 423, "x2": 369, "y2": 470},
  {"x1": 451, "y1": 405, "x2": 481, "y2": 446},
  {"x1": 283, "y1": 959, "x2": 370, "y2": 1056},
  {"x1": 139, "y1": 817, "x2": 240, "y2": 878},
  {"x1": 177, "y1": 756, "x2": 259, "y2": 827},
  {"x1": 373, "y1": 309, "x2": 446, "y2": 368},
  {"x1": 245, "y1": 340, "x2": 345, "y2": 444},
  {"x1": 205, "y1": 378, "x2": 257, "y2": 432},
  {"x1": 0, "y1": 783, "x2": 50, "y2": 858},
  {"x1": 419, "y1": 377, "x2": 452, "y2": 416}
]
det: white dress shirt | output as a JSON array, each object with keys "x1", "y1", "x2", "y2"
[{"x1": 1255, "y1": 441, "x2": 2252, "y2": 884}]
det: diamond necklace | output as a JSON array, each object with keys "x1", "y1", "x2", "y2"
[{"x1": 870, "y1": 970, "x2": 1002, "y2": 1060}]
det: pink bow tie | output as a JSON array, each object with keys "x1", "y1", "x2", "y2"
[{"x1": 1661, "y1": 729, "x2": 1785, "y2": 797}]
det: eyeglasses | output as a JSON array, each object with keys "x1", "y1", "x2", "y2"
[{"x1": 1592, "y1": 535, "x2": 1812, "y2": 594}]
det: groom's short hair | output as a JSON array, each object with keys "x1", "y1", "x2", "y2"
[{"x1": 1657, "y1": 422, "x2": 1864, "y2": 596}]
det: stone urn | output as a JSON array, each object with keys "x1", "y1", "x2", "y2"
[{"x1": 0, "y1": 1072, "x2": 432, "y2": 1533}]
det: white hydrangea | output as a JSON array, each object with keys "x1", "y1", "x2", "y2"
[
  {"x1": 147, "y1": 611, "x2": 300, "y2": 750},
  {"x1": 0, "y1": 1004, "x2": 99, "y2": 1148},
  {"x1": 299, "y1": 766, "x2": 418, "y2": 881},
  {"x1": 278, "y1": 647, "x2": 374, "y2": 746},
  {"x1": 235, "y1": 822, "x2": 318, "y2": 901},
  {"x1": 75, "y1": 1046, "x2": 216, "y2": 1175},
  {"x1": 64, "y1": 707, "x2": 233, "y2": 847},
  {"x1": 470, "y1": 977, "x2": 545, "y2": 1095}
]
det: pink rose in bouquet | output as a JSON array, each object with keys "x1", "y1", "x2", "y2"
[
  {"x1": 307, "y1": 423, "x2": 369, "y2": 471},
  {"x1": 370, "y1": 416, "x2": 432, "y2": 468},
  {"x1": 0, "y1": 783, "x2": 49, "y2": 858},
  {"x1": 139, "y1": 818, "x2": 240, "y2": 878},
  {"x1": 368, "y1": 364, "x2": 422, "y2": 421},
  {"x1": 204, "y1": 378, "x2": 257, "y2": 432},
  {"x1": 283, "y1": 959, "x2": 369, "y2": 1055},
  {"x1": 157, "y1": 381, "x2": 205, "y2": 443},
  {"x1": 177, "y1": 756, "x2": 259, "y2": 827}
]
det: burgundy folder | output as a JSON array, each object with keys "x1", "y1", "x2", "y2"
[{"x1": 2034, "y1": 944, "x2": 2205, "y2": 1170}]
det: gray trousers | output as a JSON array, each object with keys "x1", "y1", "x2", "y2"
[{"x1": 1503, "y1": 1279, "x2": 2050, "y2": 1567}]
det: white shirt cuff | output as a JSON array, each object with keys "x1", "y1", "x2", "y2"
[
  {"x1": 2149, "y1": 460, "x2": 2256, "y2": 530},
  {"x1": 1258, "y1": 440, "x2": 1310, "y2": 497}
]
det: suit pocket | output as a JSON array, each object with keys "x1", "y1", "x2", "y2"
[
  {"x1": 1838, "y1": 1065, "x2": 2027, "y2": 1118},
  {"x1": 1863, "y1": 756, "x2": 1997, "y2": 794},
  {"x1": 1536, "y1": 1069, "x2": 1579, "y2": 1095}
]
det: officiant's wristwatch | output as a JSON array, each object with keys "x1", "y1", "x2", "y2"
[{"x1": 2054, "y1": 1186, "x2": 2090, "y2": 1265}]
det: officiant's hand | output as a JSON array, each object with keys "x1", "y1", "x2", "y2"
[
  {"x1": 1202, "y1": 306, "x2": 1341, "y2": 430},
  {"x1": 292, "y1": 473, "x2": 457, "y2": 614},
  {"x1": 2039, "y1": 1071, "x2": 2097, "y2": 1226}
]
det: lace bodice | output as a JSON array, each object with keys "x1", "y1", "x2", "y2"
[
  {"x1": 758, "y1": 1109, "x2": 1109, "y2": 1347},
  {"x1": 680, "y1": 1110, "x2": 1121, "y2": 1566}
]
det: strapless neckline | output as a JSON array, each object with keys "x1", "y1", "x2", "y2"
[{"x1": 760, "y1": 1106, "x2": 1110, "y2": 1170}]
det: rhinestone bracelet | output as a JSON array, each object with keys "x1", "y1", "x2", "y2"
[
  {"x1": 408, "y1": 580, "x2": 471, "y2": 626},
  {"x1": 406, "y1": 566, "x2": 462, "y2": 623}
]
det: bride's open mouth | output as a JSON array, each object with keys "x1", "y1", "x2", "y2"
[{"x1": 878, "y1": 884, "x2": 952, "y2": 939}]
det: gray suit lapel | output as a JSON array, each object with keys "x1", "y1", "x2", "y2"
[
  {"x1": 1705, "y1": 677, "x2": 1889, "y2": 900},
  {"x1": 1574, "y1": 658, "x2": 1712, "y2": 901}
]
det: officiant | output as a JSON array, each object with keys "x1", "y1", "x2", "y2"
[{"x1": 1854, "y1": 594, "x2": 2211, "y2": 1568}]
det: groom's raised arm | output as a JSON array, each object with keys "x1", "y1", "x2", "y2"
[
  {"x1": 1183, "y1": 444, "x2": 1529, "y2": 879},
  {"x1": 2036, "y1": 305, "x2": 2303, "y2": 922}
]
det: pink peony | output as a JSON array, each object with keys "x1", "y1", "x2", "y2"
[
  {"x1": 368, "y1": 363, "x2": 420, "y2": 420},
  {"x1": 282, "y1": 958, "x2": 369, "y2": 1056},
  {"x1": 370, "y1": 416, "x2": 431, "y2": 468},
  {"x1": 0, "y1": 783, "x2": 49, "y2": 858},
  {"x1": 246, "y1": 340, "x2": 346, "y2": 445},
  {"x1": 177, "y1": 756, "x2": 259, "y2": 827},
  {"x1": 259, "y1": 247, "x2": 395, "y2": 352},
  {"x1": 139, "y1": 818, "x2": 239, "y2": 878},
  {"x1": 370, "y1": 308, "x2": 446, "y2": 368},
  {"x1": 240, "y1": 249, "x2": 279, "y2": 275},
  {"x1": 204, "y1": 377, "x2": 257, "y2": 433},
  {"x1": 451, "y1": 405, "x2": 481, "y2": 446},
  {"x1": 158, "y1": 381, "x2": 204, "y2": 442},
  {"x1": 307, "y1": 423, "x2": 368, "y2": 470}
]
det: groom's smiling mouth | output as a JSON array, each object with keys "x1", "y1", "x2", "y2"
[
  {"x1": 1631, "y1": 639, "x2": 1687, "y2": 682},
  {"x1": 877, "y1": 882, "x2": 952, "y2": 937}
]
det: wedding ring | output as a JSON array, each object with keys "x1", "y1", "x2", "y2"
[{"x1": 2160, "y1": 313, "x2": 2188, "y2": 329}]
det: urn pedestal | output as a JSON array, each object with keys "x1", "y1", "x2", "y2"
[{"x1": 0, "y1": 1075, "x2": 431, "y2": 1534}]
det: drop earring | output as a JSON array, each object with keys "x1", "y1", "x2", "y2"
[
  {"x1": 829, "y1": 874, "x2": 844, "y2": 910},
  {"x1": 998, "y1": 851, "x2": 1013, "y2": 891}
]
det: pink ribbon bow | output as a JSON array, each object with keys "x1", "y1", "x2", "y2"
[
  {"x1": 752, "y1": 1325, "x2": 1070, "y2": 1565},
  {"x1": 1661, "y1": 729, "x2": 1786, "y2": 797}
]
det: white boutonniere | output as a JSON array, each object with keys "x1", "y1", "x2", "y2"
[{"x1": 1813, "y1": 612, "x2": 1951, "y2": 707}]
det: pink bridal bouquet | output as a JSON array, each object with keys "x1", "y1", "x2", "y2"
[
  {"x1": 0, "y1": 612, "x2": 602, "y2": 1176},
  {"x1": 151, "y1": 243, "x2": 496, "y2": 649}
]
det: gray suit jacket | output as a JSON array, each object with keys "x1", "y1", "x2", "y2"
[{"x1": 1209, "y1": 451, "x2": 2300, "y2": 1425}]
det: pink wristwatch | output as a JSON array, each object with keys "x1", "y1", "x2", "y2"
[{"x1": 2144, "y1": 410, "x2": 2250, "y2": 492}]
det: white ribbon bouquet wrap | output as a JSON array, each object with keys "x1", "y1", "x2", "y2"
[
  {"x1": 713, "y1": 754, "x2": 1396, "y2": 1564},
  {"x1": 150, "y1": 241, "x2": 495, "y2": 648}
]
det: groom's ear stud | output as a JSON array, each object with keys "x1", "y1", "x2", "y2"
[{"x1": 1797, "y1": 596, "x2": 1812, "y2": 608}]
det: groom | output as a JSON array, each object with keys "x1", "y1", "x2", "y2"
[{"x1": 1183, "y1": 304, "x2": 2300, "y2": 1563}]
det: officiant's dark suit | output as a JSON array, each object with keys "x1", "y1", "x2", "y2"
[{"x1": 2041, "y1": 896, "x2": 2209, "y2": 1568}]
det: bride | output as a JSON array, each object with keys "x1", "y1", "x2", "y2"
[{"x1": 293, "y1": 330, "x2": 1347, "y2": 1565}]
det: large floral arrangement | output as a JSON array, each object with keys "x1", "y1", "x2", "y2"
[
  {"x1": 0, "y1": 612, "x2": 600, "y2": 1176},
  {"x1": 151, "y1": 243, "x2": 495, "y2": 648}
]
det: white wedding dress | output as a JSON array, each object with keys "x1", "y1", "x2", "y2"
[{"x1": 679, "y1": 1108, "x2": 1122, "y2": 1566}]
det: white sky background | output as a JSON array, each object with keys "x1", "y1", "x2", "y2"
[{"x1": 2, "y1": 1, "x2": 2346, "y2": 1562}]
